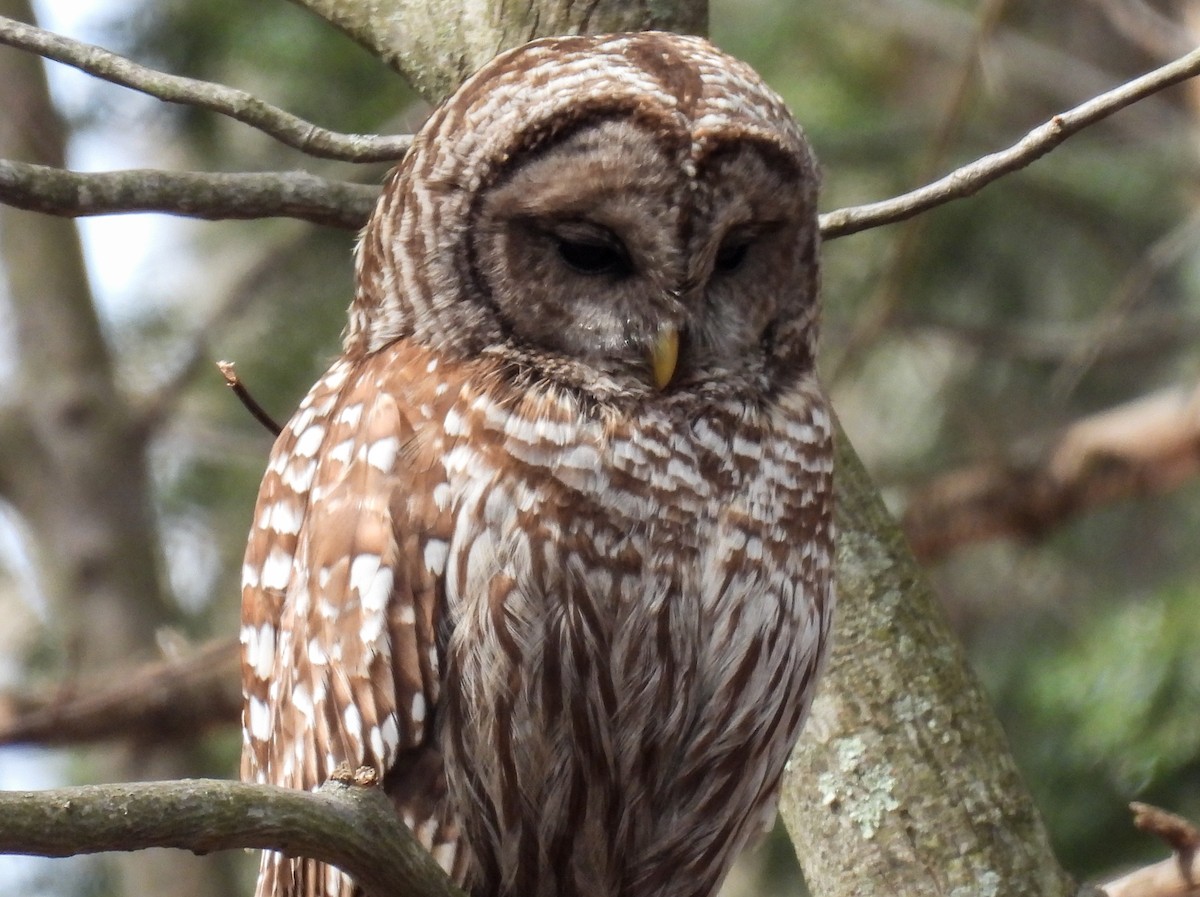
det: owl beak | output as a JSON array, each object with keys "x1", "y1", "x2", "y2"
[{"x1": 650, "y1": 324, "x2": 679, "y2": 390}]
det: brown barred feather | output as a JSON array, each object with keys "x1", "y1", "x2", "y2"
[{"x1": 242, "y1": 31, "x2": 832, "y2": 897}]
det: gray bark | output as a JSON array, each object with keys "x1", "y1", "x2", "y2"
[{"x1": 782, "y1": 428, "x2": 1076, "y2": 896}]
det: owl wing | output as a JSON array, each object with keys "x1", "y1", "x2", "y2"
[{"x1": 241, "y1": 353, "x2": 461, "y2": 897}]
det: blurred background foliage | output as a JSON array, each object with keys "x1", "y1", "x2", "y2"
[{"x1": 0, "y1": 0, "x2": 1198, "y2": 894}]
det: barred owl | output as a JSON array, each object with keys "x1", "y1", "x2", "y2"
[{"x1": 241, "y1": 31, "x2": 834, "y2": 897}]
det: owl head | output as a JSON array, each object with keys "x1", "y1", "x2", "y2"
[{"x1": 350, "y1": 32, "x2": 821, "y2": 403}]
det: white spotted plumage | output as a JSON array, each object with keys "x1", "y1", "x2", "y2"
[{"x1": 242, "y1": 30, "x2": 832, "y2": 897}]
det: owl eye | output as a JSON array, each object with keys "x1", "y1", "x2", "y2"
[
  {"x1": 556, "y1": 236, "x2": 631, "y2": 276},
  {"x1": 714, "y1": 240, "x2": 750, "y2": 273}
]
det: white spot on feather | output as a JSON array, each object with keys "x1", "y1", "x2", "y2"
[
  {"x1": 293, "y1": 425, "x2": 326, "y2": 458},
  {"x1": 307, "y1": 638, "x2": 327, "y2": 665},
  {"x1": 337, "y1": 403, "x2": 363, "y2": 428},
  {"x1": 361, "y1": 564, "x2": 393, "y2": 614},
  {"x1": 369, "y1": 725, "x2": 385, "y2": 760},
  {"x1": 328, "y1": 438, "x2": 355, "y2": 464},
  {"x1": 444, "y1": 407, "x2": 467, "y2": 436},
  {"x1": 349, "y1": 554, "x2": 381, "y2": 599},
  {"x1": 281, "y1": 459, "x2": 317, "y2": 493},
  {"x1": 367, "y1": 436, "x2": 400, "y2": 472},
  {"x1": 261, "y1": 546, "x2": 293, "y2": 591},
  {"x1": 424, "y1": 538, "x2": 449, "y2": 576},
  {"x1": 381, "y1": 715, "x2": 400, "y2": 752},
  {"x1": 292, "y1": 683, "x2": 314, "y2": 720},
  {"x1": 246, "y1": 623, "x2": 275, "y2": 679},
  {"x1": 321, "y1": 363, "x2": 349, "y2": 392},
  {"x1": 248, "y1": 697, "x2": 271, "y2": 741},
  {"x1": 265, "y1": 500, "x2": 303, "y2": 535},
  {"x1": 432, "y1": 843, "x2": 457, "y2": 873},
  {"x1": 343, "y1": 703, "x2": 362, "y2": 737}
]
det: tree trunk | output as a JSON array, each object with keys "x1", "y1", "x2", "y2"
[
  {"x1": 289, "y1": 0, "x2": 707, "y2": 102},
  {"x1": 781, "y1": 428, "x2": 1075, "y2": 896}
]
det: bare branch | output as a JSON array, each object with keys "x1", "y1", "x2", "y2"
[
  {"x1": 1096, "y1": 804, "x2": 1200, "y2": 897},
  {"x1": 818, "y1": 43, "x2": 1200, "y2": 239},
  {"x1": 0, "y1": 775, "x2": 464, "y2": 897},
  {"x1": 902, "y1": 383, "x2": 1200, "y2": 562},
  {"x1": 0, "y1": 15, "x2": 411, "y2": 163},
  {"x1": 0, "y1": 638, "x2": 240, "y2": 747},
  {"x1": 1, "y1": 27, "x2": 1196, "y2": 237},
  {"x1": 853, "y1": 0, "x2": 1180, "y2": 138},
  {"x1": 1131, "y1": 803, "x2": 1200, "y2": 855},
  {"x1": 0, "y1": 159, "x2": 377, "y2": 228},
  {"x1": 218, "y1": 361, "x2": 284, "y2": 437}
]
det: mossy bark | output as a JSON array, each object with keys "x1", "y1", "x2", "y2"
[{"x1": 780, "y1": 427, "x2": 1075, "y2": 896}]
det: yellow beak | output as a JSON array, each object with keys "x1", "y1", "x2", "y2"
[{"x1": 650, "y1": 324, "x2": 679, "y2": 390}]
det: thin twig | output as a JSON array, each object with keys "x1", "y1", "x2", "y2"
[
  {"x1": 0, "y1": 159, "x2": 378, "y2": 228},
  {"x1": 817, "y1": 43, "x2": 1200, "y2": 239},
  {"x1": 0, "y1": 15, "x2": 412, "y2": 163},
  {"x1": 854, "y1": 0, "x2": 1179, "y2": 139},
  {"x1": 1087, "y1": 0, "x2": 1194, "y2": 60},
  {"x1": 218, "y1": 361, "x2": 283, "y2": 437}
]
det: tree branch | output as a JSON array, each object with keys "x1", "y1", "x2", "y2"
[
  {"x1": 217, "y1": 361, "x2": 284, "y2": 437},
  {"x1": 0, "y1": 773, "x2": 464, "y2": 897},
  {"x1": 2, "y1": 33, "x2": 1198, "y2": 236},
  {"x1": 0, "y1": 638, "x2": 240, "y2": 747},
  {"x1": 1096, "y1": 804, "x2": 1200, "y2": 897},
  {"x1": 0, "y1": 160, "x2": 378, "y2": 227},
  {"x1": 0, "y1": 15, "x2": 411, "y2": 163},
  {"x1": 902, "y1": 383, "x2": 1200, "y2": 562},
  {"x1": 817, "y1": 43, "x2": 1200, "y2": 238}
]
